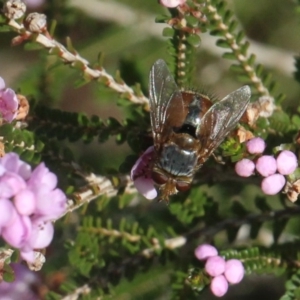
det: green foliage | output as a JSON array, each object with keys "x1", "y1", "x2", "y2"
[
  {"x1": 204, "y1": 0, "x2": 283, "y2": 103},
  {"x1": 169, "y1": 187, "x2": 207, "y2": 224},
  {"x1": 0, "y1": 124, "x2": 43, "y2": 164},
  {"x1": 281, "y1": 269, "x2": 300, "y2": 300}
]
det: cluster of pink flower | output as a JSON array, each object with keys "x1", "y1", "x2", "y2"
[
  {"x1": 0, "y1": 77, "x2": 18, "y2": 123},
  {"x1": 195, "y1": 244, "x2": 244, "y2": 297},
  {"x1": 0, "y1": 152, "x2": 67, "y2": 263},
  {"x1": 160, "y1": 0, "x2": 186, "y2": 8},
  {"x1": 235, "y1": 137, "x2": 298, "y2": 195}
]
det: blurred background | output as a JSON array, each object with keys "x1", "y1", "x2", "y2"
[{"x1": 1, "y1": 0, "x2": 300, "y2": 299}]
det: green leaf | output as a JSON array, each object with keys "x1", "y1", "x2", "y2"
[
  {"x1": 231, "y1": 201, "x2": 248, "y2": 216},
  {"x1": 216, "y1": 39, "x2": 230, "y2": 48},
  {"x1": 250, "y1": 222, "x2": 262, "y2": 239},
  {"x1": 185, "y1": 16, "x2": 199, "y2": 28},
  {"x1": 210, "y1": 29, "x2": 223, "y2": 36},
  {"x1": 2, "y1": 264, "x2": 14, "y2": 283},
  {"x1": 240, "y1": 41, "x2": 250, "y2": 55},
  {"x1": 24, "y1": 42, "x2": 44, "y2": 51},
  {"x1": 107, "y1": 117, "x2": 121, "y2": 129},
  {"x1": 223, "y1": 52, "x2": 237, "y2": 60},
  {"x1": 236, "y1": 31, "x2": 245, "y2": 44},
  {"x1": 292, "y1": 115, "x2": 300, "y2": 127},
  {"x1": 255, "y1": 197, "x2": 271, "y2": 213},
  {"x1": 0, "y1": 25, "x2": 12, "y2": 32},
  {"x1": 230, "y1": 64, "x2": 244, "y2": 73},
  {"x1": 162, "y1": 27, "x2": 175, "y2": 37},
  {"x1": 273, "y1": 219, "x2": 288, "y2": 243},
  {"x1": 155, "y1": 14, "x2": 171, "y2": 23},
  {"x1": 186, "y1": 34, "x2": 201, "y2": 47},
  {"x1": 255, "y1": 64, "x2": 264, "y2": 76},
  {"x1": 269, "y1": 111, "x2": 291, "y2": 133},
  {"x1": 226, "y1": 225, "x2": 240, "y2": 243},
  {"x1": 228, "y1": 20, "x2": 238, "y2": 33}
]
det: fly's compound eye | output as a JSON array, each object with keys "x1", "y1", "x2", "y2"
[
  {"x1": 175, "y1": 181, "x2": 191, "y2": 192},
  {"x1": 152, "y1": 170, "x2": 168, "y2": 185}
]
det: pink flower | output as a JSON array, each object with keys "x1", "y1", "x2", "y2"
[
  {"x1": 160, "y1": 0, "x2": 186, "y2": 8},
  {"x1": 276, "y1": 150, "x2": 298, "y2": 175},
  {"x1": 210, "y1": 275, "x2": 228, "y2": 297},
  {"x1": 261, "y1": 173, "x2": 286, "y2": 195},
  {"x1": 235, "y1": 159, "x2": 255, "y2": 177},
  {"x1": 131, "y1": 146, "x2": 157, "y2": 200},
  {"x1": 0, "y1": 152, "x2": 31, "y2": 180},
  {"x1": 26, "y1": 217, "x2": 54, "y2": 249},
  {"x1": 0, "y1": 152, "x2": 67, "y2": 263},
  {"x1": 224, "y1": 259, "x2": 244, "y2": 284},
  {"x1": 246, "y1": 137, "x2": 266, "y2": 154},
  {"x1": 0, "y1": 172, "x2": 26, "y2": 198},
  {"x1": 0, "y1": 77, "x2": 18, "y2": 123},
  {"x1": 0, "y1": 198, "x2": 15, "y2": 228},
  {"x1": 195, "y1": 244, "x2": 218, "y2": 261},
  {"x1": 30, "y1": 185, "x2": 67, "y2": 221},
  {"x1": 14, "y1": 189, "x2": 36, "y2": 216},
  {"x1": 27, "y1": 162, "x2": 57, "y2": 191},
  {"x1": 205, "y1": 256, "x2": 226, "y2": 277},
  {"x1": 256, "y1": 155, "x2": 277, "y2": 177},
  {"x1": 27, "y1": 163, "x2": 66, "y2": 220},
  {"x1": 2, "y1": 212, "x2": 32, "y2": 248}
]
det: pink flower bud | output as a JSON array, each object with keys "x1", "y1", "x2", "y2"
[
  {"x1": 276, "y1": 150, "x2": 298, "y2": 175},
  {"x1": 27, "y1": 218, "x2": 54, "y2": 249},
  {"x1": 256, "y1": 155, "x2": 277, "y2": 177},
  {"x1": 194, "y1": 244, "x2": 218, "y2": 261},
  {"x1": 224, "y1": 259, "x2": 244, "y2": 284},
  {"x1": 131, "y1": 146, "x2": 157, "y2": 200},
  {"x1": 133, "y1": 177, "x2": 157, "y2": 200},
  {"x1": 0, "y1": 198, "x2": 15, "y2": 228},
  {"x1": 0, "y1": 77, "x2": 18, "y2": 123},
  {"x1": 235, "y1": 159, "x2": 255, "y2": 177},
  {"x1": 261, "y1": 174, "x2": 286, "y2": 195},
  {"x1": 14, "y1": 189, "x2": 36, "y2": 216},
  {"x1": 160, "y1": 0, "x2": 186, "y2": 8},
  {"x1": 246, "y1": 137, "x2": 266, "y2": 154},
  {"x1": 205, "y1": 256, "x2": 226, "y2": 277},
  {"x1": 210, "y1": 275, "x2": 228, "y2": 297},
  {"x1": 2, "y1": 213, "x2": 32, "y2": 248}
]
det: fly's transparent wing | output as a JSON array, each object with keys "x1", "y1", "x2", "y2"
[
  {"x1": 149, "y1": 59, "x2": 187, "y2": 148},
  {"x1": 196, "y1": 85, "x2": 251, "y2": 162}
]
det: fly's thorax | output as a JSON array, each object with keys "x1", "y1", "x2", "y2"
[{"x1": 181, "y1": 91, "x2": 213, "y2": 129}]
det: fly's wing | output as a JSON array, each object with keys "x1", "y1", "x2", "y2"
[
  {"x1": 149, "y1": 59, "x2": 188, "y2": 150},
  {"x1": 196, "y1": 85, "x2": 251, "y2": 164}
]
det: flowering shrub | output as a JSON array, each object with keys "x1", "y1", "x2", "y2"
[{"x1": 1, "y1": 0, "x2": 300, "y2": 299}]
